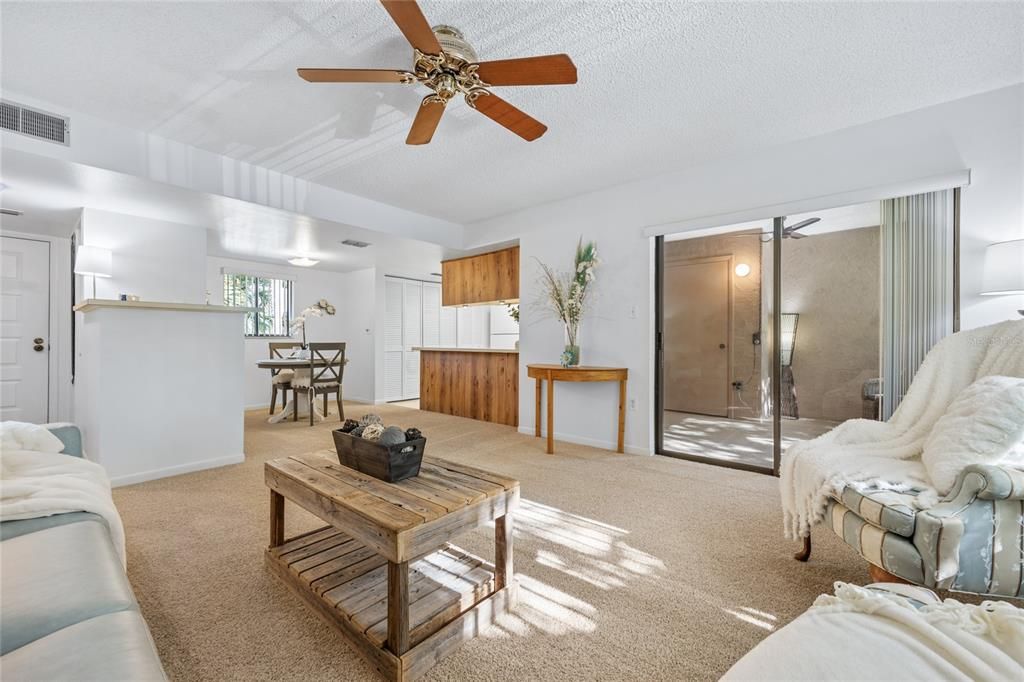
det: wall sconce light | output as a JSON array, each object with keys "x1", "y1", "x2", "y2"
[
  {"x1": 734, "y1": 263, "x2": 751, "y2": 277},
  {"x1": 980, "y1": 239, "x2": 1024, "y2": 316},
  {"x1": 74, "y1": 245, "x2": 112, "y2": 298}
]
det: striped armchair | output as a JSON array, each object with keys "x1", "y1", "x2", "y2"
[{"x1": 826, "y1": 464, "x2": 1024, "y2": 598}]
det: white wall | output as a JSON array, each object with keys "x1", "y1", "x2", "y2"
[
  {"x1": 205, "y1": 257, "x2": 377, "y2": 407},
  {"x1": 80, "y1": 208, "x2": 207, "y2": 304},
  {"x1": 469, "y1": 84, "x2": 1024, "y2": 454},
  {"x1": 75, "y1": 306, "x2": 246, "y2": 485}
]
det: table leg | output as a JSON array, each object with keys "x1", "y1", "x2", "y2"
[
  {"x1": 387, "y1": 561, "x2": 410, "y2": 656},
  {"x1": 495, "y1": 514, "x2": 514, "y2": 590},
  {"x1": 546, "y1": 372, "x2": 554, "y2": 455},
  {"x1": 534, "y1": 377, "x2": 542, "y2": 438},
  {"x1": 270, "y1": 490, "x2": 284, "y2": 547},
  {"x1": 617, "y1": 379, "x2": 626, "y2": 454}
]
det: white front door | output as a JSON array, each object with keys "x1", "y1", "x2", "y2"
[{"x1": 0, "y1": 236, "x2": 50, "y2": 422}]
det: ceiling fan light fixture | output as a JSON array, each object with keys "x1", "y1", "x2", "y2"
[
  {"x1": 296, "y1": 0, "x2": 576, "y2": 145},
  {"x1": 288, "y1": 257, "x2": 319, "y2": 267},
  {"x1": 430, "y1": 25, "x2": 477, "y2": 64}
]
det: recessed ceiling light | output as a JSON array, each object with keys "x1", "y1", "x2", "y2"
[{"x1": 288, "y1": 257, "x2": 319, "y2": 267}]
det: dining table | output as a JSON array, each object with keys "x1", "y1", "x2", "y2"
[{"x1": 256, "y1": 357, "x2": 335, "y2": 424}]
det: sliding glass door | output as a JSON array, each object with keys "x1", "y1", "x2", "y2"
[
  {"x1": 656, "y1": 224, "x2": 777, "y2": 474},
  {"x1": 655, "y1": 189, "x2": 958, "y2": 475}
]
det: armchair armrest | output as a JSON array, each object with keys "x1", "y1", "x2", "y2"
[
  {"x1": 915, "y1": 463, "x2": 1024, "y2": 593},
  {"x1": 946, "y1": 464, "x2": 1024, "y2": 502},
  {"x1": 42, "y1": 423, "x2": 84, "y2": 458}
]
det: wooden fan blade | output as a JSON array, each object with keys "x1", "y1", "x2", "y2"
[
  {"x1": 406, "y1": 97, "x2": 446, "y2": 145},
  {"x1": 297, "y1": 68, "x2": 411, "y2": 83},
  {"x1": 380, "y1": 0, "x2": 442, "y2": 55},
  {"x1": 474, "y1": 54, "x2": 577, "y2": 86},
  {"x1": 471, "y1": 93, "x2": 547, "y2": 141}
]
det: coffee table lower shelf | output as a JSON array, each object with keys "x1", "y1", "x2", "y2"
[{"x1": 266, "y1": 526, "x2": 516, "y2": 682}]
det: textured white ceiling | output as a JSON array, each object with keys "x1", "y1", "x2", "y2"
[{"x1": 2, "y1": 1, "x2": 1022, "y2": 225}]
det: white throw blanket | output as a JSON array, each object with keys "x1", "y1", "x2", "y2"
[
  {"x1": 780, "y1": 320, "x2": 1024, "y2": 539},
  {"x1": 0, "y1": 423, "x2": 126, "y2": 565},
  {"x1": 724, "y1": 582, "x2": 1024, "y2": 680}
]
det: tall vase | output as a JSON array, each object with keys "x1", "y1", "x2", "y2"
[{"x1": 561, "y1": 324, "x2": 581, "y2": 368}]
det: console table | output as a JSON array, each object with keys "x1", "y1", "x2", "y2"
[{"x1": 526, "y1": 364, "x2": 628, "y2": 455}]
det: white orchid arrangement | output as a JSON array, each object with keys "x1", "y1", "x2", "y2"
[
  {"x1": 290, "y1": 299, "x2": 336, "y2": 347},
  {"x1": 536, "y1": 239, "x2": 599, "y2": 365}
]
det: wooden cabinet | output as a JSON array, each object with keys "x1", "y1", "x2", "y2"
[{"x1": 441, "y1": 246, "x2": 519, "y2": 306}]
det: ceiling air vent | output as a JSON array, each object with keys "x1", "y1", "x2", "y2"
[
  {"x1": 340, "y1": 239, "x2": 371, "y2": 248},
  {"x1": 0, "y1": 100, "x2": 69, "y2": 146}
]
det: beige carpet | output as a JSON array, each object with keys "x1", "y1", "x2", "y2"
[{"x1": 113, "y1": 403, "x2": 876, "y2": 681}]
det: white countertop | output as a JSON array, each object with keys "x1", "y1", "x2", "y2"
[
  {"x1": 74, "y1": 299, "x2": 255, "y2": 313},
  {"x1": 414, "y1": 347, "x2": 519, "y2": 354}
]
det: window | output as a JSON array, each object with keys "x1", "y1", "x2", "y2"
[{"x1": 223, "y1": 273, "x2": 293, "y2": 337}]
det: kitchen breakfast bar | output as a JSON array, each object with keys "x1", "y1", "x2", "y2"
[{"x1": 415, "y1": 348, "x2": 519, "y2": 427}]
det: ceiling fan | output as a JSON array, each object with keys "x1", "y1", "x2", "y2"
[
  {"x1": 761, "y1": 217, "x2": 821, "y2": 242},
  {"x1": 296, "y1": 0, "x2": 577, "y2": 145}
]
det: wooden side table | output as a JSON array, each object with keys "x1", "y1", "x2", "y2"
[
  {"x1": 265, "y1": 453, "x2": 519, "y2": 681},
  {"x1": 526, "y1": 364, "x2": 629, "y2": 454}
]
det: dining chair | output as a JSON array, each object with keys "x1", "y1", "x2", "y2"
[
  {"x1": 295, "y1": 342, "x2": 345, "y2": 426},
  {"x1": 268, "y1": 342, "x2": 297, "y2": 415}
]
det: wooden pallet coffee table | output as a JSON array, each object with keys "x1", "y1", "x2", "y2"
[{"x1": 265, "y1": 452, "x2": 519, "y2": 682}]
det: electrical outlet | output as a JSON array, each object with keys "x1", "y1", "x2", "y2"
[
  {"x1": 629, "y1": 305, "x2": 638, "y2": 319},
  {"x1": 629, "y1": 398, "x2": 637, "y2": 410}
]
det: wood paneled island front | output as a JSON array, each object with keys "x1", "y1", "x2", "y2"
[{"x1": 416, "y1": 348, "x2": 519, "y2": 427}]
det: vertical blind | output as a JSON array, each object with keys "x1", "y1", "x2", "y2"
[
  {"x1": 223, "y1": 273, "x2": 293, "y2": 336},
  {"x1": 880, "y1": 189, "x2": 955, "y2": 419}
]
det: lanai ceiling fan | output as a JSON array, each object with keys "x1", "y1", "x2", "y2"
[
  {"x1": 761, "y1": 217, "x2": 821, "y2": 242},
  {"x1": 297, "y1": 0, "x2": 577, "y2": 145}
]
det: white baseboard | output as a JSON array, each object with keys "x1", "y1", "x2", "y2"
[
  {"x1": 109, "y1": 453, "x2": 246, "y2": 487},
  {"x1": 516, "y1": 426, "x2": 650, "y2": 456}
]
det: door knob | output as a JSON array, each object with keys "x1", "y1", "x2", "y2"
[
  {"x1": 33, "y1": 344, "x2": 45, "y2": 352},
  {"x1": 719, "y1": 343, "x2": 726, "y2": 349},
  {"x1": 33, "y1": 337, "x2": 44, "y2": 344}
]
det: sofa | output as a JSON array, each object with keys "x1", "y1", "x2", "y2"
[
  {"x1": 826, "y1": 463, "x2": 1024, "y2": 598},
  {"x1": 0, "y1": 423, "x2": 166, "y2": 681}
]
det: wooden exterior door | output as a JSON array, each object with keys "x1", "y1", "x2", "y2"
[{"x1": 663, "y1": 256, "x2": 731, "y2": 416}]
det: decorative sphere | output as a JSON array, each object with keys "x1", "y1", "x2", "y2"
[
  {"x1": 350, "y1": 426, "x2": 365, "y2": 438},
  {"x1": 340, "y1": 419, "x2": 359, "y2": 433},
  {"x1": 404, "y1": 427, "x2": 422, "y2": 441},
  {"x1": 359, "y1": 414, "x2": 383, "y2": 426},
  {"x1": 379, "y1": 426, "x2": 407, "y2": 446},
  {"x1": 362, "y1": 423, "x2": 385, "y2": 441}
]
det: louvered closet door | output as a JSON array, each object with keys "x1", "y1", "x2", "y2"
[
  {"x1": 402, "y1": 281, "x2": 422, "y2": 399},
  {"x1": 382, "y1": 278, "x2": 404, "y2": 402}
]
